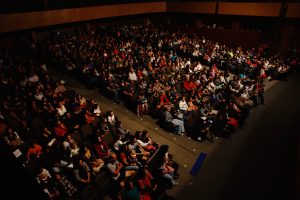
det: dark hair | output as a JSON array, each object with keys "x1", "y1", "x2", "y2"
[
  {"x1": 136, "y1": 167, "x2": 146, "y2": 179},
  {"x1": 159, "y1": 144, "x2": 169, "y2": 154}
]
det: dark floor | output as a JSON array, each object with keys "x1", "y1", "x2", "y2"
[
  {"x1": 216, "y1": 71, "x2": 300, "y2": 200},
  {"x1": 2, "y1": 68, "x2": 299, "y2": 200}
]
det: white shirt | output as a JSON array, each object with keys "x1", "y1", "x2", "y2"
[
  {"x1": 57, "y1": 105, "x2": 67, "y2": 116},
  {"x1": 179, "y1": 100, "x2": 188, "y2": 111},
  {"x1": 241, "y1": 92, "x2": 249, "y2": 100},
  {"x1": 137, "y1": 139, "x2": 151, "y2": 147},
  {"x1": 194, "y1": 63, "x2": 203, "y2": 72},
  {"x1": 114, "y1": 139, "x2": 124, "y2": 151},
  {"x1": 29, "y1": 75, "x2": 39, "y2": 83},
  {"x1": 108, "y1": 115, "x2": 116, "y2": 124},
  {"x1": 93, "y1": 105, "x2": 101, "y2": 116},
  {"x1": 219, "y1": 75, "x2": 226, "y2": 84},
  {"x1": 35, "y1": 92, "x2": 44, "y2": 101},
  {"x1": 128, "y1": 71, "x2": 138, "y2": 81}
]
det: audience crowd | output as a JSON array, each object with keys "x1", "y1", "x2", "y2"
[
  {"x1": 0, "y1": 51, "x2": 179, "y2": 200},
  {"x1": 0, "y1": 22, "x2": 299, "y2": 200},
  {"x1": 46, "y1": 23, "x2": 297, "y2": 140}
]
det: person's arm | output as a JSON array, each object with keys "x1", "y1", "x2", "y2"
[
  {"x1": 95, "y1": 144, "x2": 109, "y2": 157},
  {"x1": 137, "y1": 139, "x2": 150, "y2": 147},
  {"x1": 120, "y1": 153, "x2": 130, "y2": 165},
  {"x1": 179, "y1": 101, "x2": 184, "y2": 110},
  {"x1": 83, "y1": 162, "x2": 91, "y2": 182},
  {"x1": 118, "y1": 127, "x2": 127, "y2": 135},
  {"x1": 162, "y1": 163, "x2": 172, "y2": 174},
  {"x1": 108, "y1": 162, "x2": 122, "y2": 176},
  {"x1": 73, "y1": 169, "x2": 81, "y2": 182},
  {"x1": 102, "y1": 142, "x2": 110, "y2": 156},
  {"x1": 36, "y1": 145, "x2": 43, "y2": 157}
]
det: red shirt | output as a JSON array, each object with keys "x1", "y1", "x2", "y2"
[
  {"x1": 183, "y1": 80, "x2": 196, "y2": 91},
  {"x1": 54, "y1": 125, "x2": 67, "y2": 138},
  {"x1": 27, "y1": 144, "x2": 42, "y2": 160},
  {"x1": 94, "y1": 142, "x2": 110, "y2": 159},
  {"x1": 159, "y1": 94, "x2": 170, "y2": 104}
]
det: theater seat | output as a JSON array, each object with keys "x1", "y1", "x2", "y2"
[
  {"x1": 94, "y1": 169, "x2": 113, "y2": 197},
  {"x1": 80, "y1": 184, "x2": 99, "y2": 200}
]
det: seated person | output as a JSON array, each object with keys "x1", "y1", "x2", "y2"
[
  {"x1": 106, "y1": 152, "x2": 124, "y2": 181},
  {"x1": 54, "y1": 172, "x2": 78, "y2": 199},
  {"x1": 127, "y1": 136, "x2": 150, "y2": 162},
  {"x1": 81, "y1": 145, "x2": 104, "y2": 174},
  {"x1": 178, "y1": 96, "x2": 188, "y2": 114},
  {"x1": 164, "y1": 107, "x2": 185, "y2": 135},
  {"x1": 136, "y1": 130, "x2": 157, "y2": 153},
  {"x1": 36, "y1": 167, "x2": 58, "y2": 199},
  {"x1": 93, "y1": 136, "x2": 110, "y2": 160},
  {"x1": 26, "y1": 140, "x2": 43, "y2": 161},
  {"x1": 3, "y1": 128, "x2": 24, "y2": 150},
  {"x1": 157, "y1": 91, "x2": 173, "y2": 109},
  {"x1": 190, "y1": 118, "x2": 211, "y2": 142},
  {"x1": 116, "y1": 121, "x2": 131, "y2": 141},
  {"x1": 73, "y1": 157, "x2": 92, "y2": 188},
  {"x1": 187, "y1": 98, "x2": 198, "y2": 112},
  {"x1": 118, "y1": 145, "x2": 140, "y2": 172}
]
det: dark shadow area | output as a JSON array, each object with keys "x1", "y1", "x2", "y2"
[
  {"x1": 0, "y1": 144, "x2": 47, "y2": 200},
  {"x1": 215, "y1": 71, "x2": 300, "y2": 200}
]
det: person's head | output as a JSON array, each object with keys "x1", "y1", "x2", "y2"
[
  {"x1": 75, "y1": 157, "x2": 84, "y2": 166},
  {"x1": 135, "y1": 131, "x2": 142, "y2": 138},
  {"x1": 116, "y1": 133, "x2": 122, "y2": 140},
  {"x1": 6, "y1": 128, "x2": 13, "y2": 134},
  {"x1": 109, "y1": 152, "x2": 117, "y2": 162},
  {"x1": 70, "y1": 140, "x2": 77, "y2": 149},
  {"x1": 166, "y1": 106, "x2": 171, "y2": 112},
  {"x1": 65, "y1": 112, "x2": 71, "y2": 119},
  {"x1": 54, "y1": 172, "x2": 62, "y2": 180},
  {"x1": 129, "y1": 135, "x2": 136, "y2": 144},
  {"x1": 142, "y1": 130, "x2": 148, "y2": 138},
  {"x1": 65, "y1": 134, "x2": 72, "y2": 141},
  {"x1": 160, "y1": 144, "x2": 169, "y2": 154}
]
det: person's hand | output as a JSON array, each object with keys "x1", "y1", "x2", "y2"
[{"x1": 118, "y1": 162, "x2": 123, "y2": 168}]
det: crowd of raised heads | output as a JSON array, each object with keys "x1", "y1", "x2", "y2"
[
  {"x1": 44, "y1": 23, "x2": 299, "y2": 140},
  {"x1": 1, "y1": 23, "x2": 298, "y2": 200},
  {"x1": 0, "y1": 51, "x2": 180, "y2": 200}
]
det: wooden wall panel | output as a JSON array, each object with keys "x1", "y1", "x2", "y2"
[
  {"x1": 167, "y1": 2, "x2": 216, "y2": 14},
  {"x1": 218, "y1": 3, "x2": 281, "y2": 17},
  {"x1": 286, "y1": 3, "x2": 300, "y2": 18},
  {"x1": 0, "y1": 2, "x2": 166, "y2": 33},
  {"x1": 167, "y1": 24, "x2": 261, "y2": 50},
  {"x1": 1, "y1": 2, "x2": 300, "y2": 34}
]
